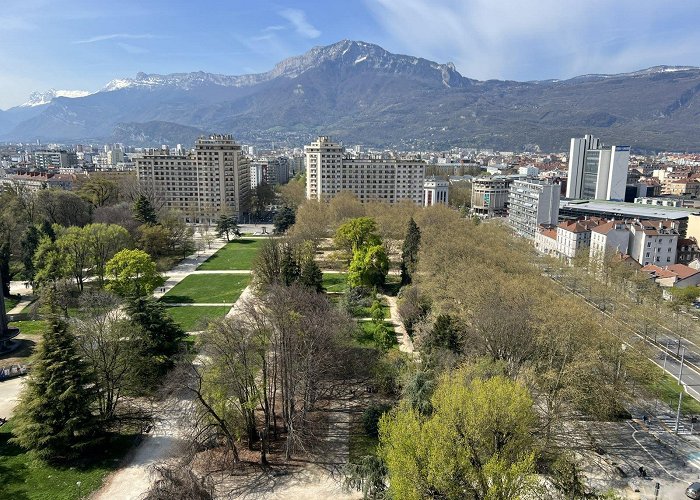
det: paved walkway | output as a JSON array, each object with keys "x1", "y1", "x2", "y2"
[{"x1": 382, "y1": 294, "x2": 415, "y2": 354}]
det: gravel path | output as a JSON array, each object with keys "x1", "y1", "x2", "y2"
[{"x1": 382, "y1": 294, "x2": 414, "y2": 354}]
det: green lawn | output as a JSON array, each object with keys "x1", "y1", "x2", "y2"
[
  {"x1": 7, "y1": 320, "x2": 48, "y2": 336},
  {"x1": 0, "y1": 421, "x2": 135, "y2": 500},
  {"x1": 165, "y1": 306, "x2": 231, "y2": 332},
  {"x1": 649, "y1": 374, "x2": 700, "y2": 416},
  {"x1": 160, "y1": 274, "x2": 249, "y2": 304},
  {"x1": 323, "y1": 273, "x2": 348, "y2": 293},
  {"x1": 198, "y1": 239, "x2": 263, "y2": 270},
  {"x1": 4, "y1": 295, "x2": 21, "y2": 311}
]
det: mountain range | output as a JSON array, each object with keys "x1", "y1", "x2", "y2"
[{"x1": 2, "y1": 39, "x2": 700, "y2": 152}]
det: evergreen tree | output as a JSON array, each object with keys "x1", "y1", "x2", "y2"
[
  {"x1": 133, "y1": 195, "x2": 158, "y2": 225},
  {"x1": 40, "y1": 220, "x2": 56, "y2": 242},
  {"x1": 11, "y1": 313, "x2": 100, "y2": 461},
  {"x1": 299, "y1": 255, "x2": 323, "y2": 292},
  {"x1": 428, "y1": 313, "x2": 462, "y2": 354},
  {"x1": 280, "y1": 244, "x2": 300, "y2": 286},
  {"x1": 216, "y1": 214, "x2": 240, "y2": 242},
  {"x1": 400, "y1": 217, "x2": 421, "y2": 285},
  {"x1": 126, "y1": 296, "x2": 185, "y2": 389},
  {"x1": 0, "y1": 242, "x2": 10, "y2": 297},
  {"x1": 20, "y1": 225, "x2": 41, "y2": 282},
  {"x1": 273, "y1": 206, "x2": 296, "y2": 234}
]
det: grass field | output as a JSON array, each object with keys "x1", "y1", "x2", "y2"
[
  {"x1": 7, "y1": 320, "x2": 48, "y2": 336},
  {"x1": 322, "y1": 273, "x2": 348, "y2": 293},
  {"x1": 0, "y1": 421, "x2": 135, "y2": 500},
  {"x1": 4, "y1": 295, "x2": 21, "y2": 311},
  {"x1": 649, "y1": 373, "x2": 700, "y2": 416},
  {"x1": 160, "y1": 274, "x2": 249, "y2": 304},
  {"x1": 165, "y1": 306, "x2": 231, "y2": 332},
  {"x1": 198, "y1": 239, "x2": 264, "y2": 270}
]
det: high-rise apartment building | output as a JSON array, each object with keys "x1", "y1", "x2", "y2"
[
  {"x1": 135, "y1": 134, "x2": 250, "y2": 224},
  {"x1": 305, "y1": 136, "x2": 424, "y2": 204},
  {"x1": 34, "y1": 150, "x2": 70, "y2": 169},
  {"x1": 566, "y1": 134, "x2": 629, "y2": 201},
  {"x1": 508, "y1": 179, "x2": 560, "y2": 239},
  {"x1": 471, "y1": 177, "x2": 513, "y2": 218}
]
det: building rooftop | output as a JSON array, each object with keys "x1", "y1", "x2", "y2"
[{"x1": 561, "y1": 199, "x2": 695, "y2": 220}]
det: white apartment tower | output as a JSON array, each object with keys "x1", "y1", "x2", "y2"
[
  {"x1": 566, "y1": 134, "x2": 629, "y2": 201},
  {"x1": 508, "y1": 179, "x2": 560, "y2": 239},
  {"x1": 136, "y1": 134, "x2": 250, "y2": 224},
  {"x1": 305, "y1": 136, "x2": 424, "y2": 203},
  {"x1": 423, "y1": 177, "x2": 449, "y2": 206}
]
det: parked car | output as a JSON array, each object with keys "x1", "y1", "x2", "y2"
[{"x1": 686, "y1": 482, "x2": 700, "y2": 499}]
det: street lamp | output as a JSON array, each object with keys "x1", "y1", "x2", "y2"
[{"x1": 675, "y1": 383, "x2": 700, "y2": 434}]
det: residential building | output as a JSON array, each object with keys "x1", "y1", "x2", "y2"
[
  {"x1": 508, "y1": 179, "x2": 560, "y2": 239},
  {"x1": 677, "y1": 238, "x2": 700, "y2": 265},
  {"x1": 534, "y1": 227, "x2": 558, "y2": 256},
  {"x1": 305, "y1": 136, "x2": 424, "y2": 204},
  {"x1": 423, "y1": 177, "x2": 449, "y2": 206},
  {"x1": 556, "y1": 218, "x2": 602, "y2": 259},
  {"x1": 590, "y1": 220, "x2": 631, "y2": 263},
  {"x1": 566, "y1": 134, "x2": 629, "y2": 201},
  {"x1": 135, "y1": 134, "x2": 250, "y2": 224},
  {"x1": 518, "y1": 165, "x2": 539, "y2": 177},
  {"x1": 628, "y1": 220, "x2": 679, "y2": 266},
  {"x1": 664, "y1": 179, "x2": 700, "y2": 198},
  {"x1": 0, "y1": 172, "x2": 79, "y2": 191},
  {"x1": 471, "y1": 177, "x2": 513, "y2": 217},
  {"x1": 641, "y1": 264, "x2": 700, "y2": 288},
  {"x1": 34, "y1": 150, "x2": 71, "y2": 169}
]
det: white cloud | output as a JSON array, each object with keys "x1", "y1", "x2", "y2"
[
  {"x1": 73, "y1": 33, "x2": 159, "y2": 44},
  {"x1": 279, "y1": 8, "x2": 321, "y2": 39},
  {"x1": 365, "y1": 0, "x2": 700, "y2": 80}
]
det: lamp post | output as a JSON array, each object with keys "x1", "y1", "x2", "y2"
[{"x1": 678, "y1": 346, "x2": 686, "y2": 385}]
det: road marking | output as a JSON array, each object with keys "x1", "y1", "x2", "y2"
[{"x1": 626, "y1": 422, "x2": 684, "y2": 482}]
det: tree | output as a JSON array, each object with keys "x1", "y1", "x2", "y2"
[
  {"x1": 56, "y1": 226, "x2": 92, "y2": 291},
  {"x1": 216, "y1": 214, "x2": 240, "y2": 242},
  {"x1": 32, "y1": 236, "x2": 69, "y2": 290},
  {"x1": 36, "y1": 189, "x2": 92, "y2": 227},
  {"x1": 335, "y1": 217, "x2": 381, "y2": 256},
  {"x1": 105, "y1": 249, "x2": 164, "y2": 297},
  {"x1": 278, "y1": 174, "x2": 306, "y2": 209},
  {"x1": 133, "y1": 195, "x2": 158, "y2": 225},
  {"x1": 74, "y1": 291, "x2": 135, "y2": 422},
  {"x1": 86, "y1": 223, "x2": 131, "y2": 285},
  {"x1": 400, "y1": 217, "x2": 421, "y2": 285},
  {"x1": 126, "y1": 295, "x2": 185, "y2": 389},
  {"x1": 280, "y1": 243, "x2": 300, "y2": 286},
  {"x1": 11, "y1": 312, "x2": 100, "y2": 461},
  {"x1": 20, "y1": 225, "x2": 42, "y2": 282},
  {"x1": 0, "y1": 242, "x2": 10, "y2": 297},
  {"x1": 79, "y1": 177, "x2": 119, "y2": 207},
  {"x1": 348, "y1": 244, "x2": 389, "y2": 288},
  {"x1": 137, "y1": 223, "x2": 171, "y2": 257},
  {"x1": 425, "y1": 313, "x2": 462, "y2": 354},
  {"x1": 252, "y1": 182, "x2": 275, "y2": 216},
  {"x1": 273, "y1": 206, "x2": 296, "y2": 234},
  {"x1": 299, "y1": 254, "x2": 323, "y2": 292},
  {"x1": 379, "y1": 373, "x2": 540, "y2": 500}
]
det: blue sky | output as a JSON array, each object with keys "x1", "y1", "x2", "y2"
[{"x1": 2, "y1": 0, "x2": 700, "y2": 109}]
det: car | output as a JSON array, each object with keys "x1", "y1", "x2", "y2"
[{"x1": 686, "y1": 482, "x2": 700, "y2": 499}]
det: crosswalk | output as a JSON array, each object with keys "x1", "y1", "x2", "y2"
[{"x1": 650, "y1": 414, "x2": 693, "y2": 435}]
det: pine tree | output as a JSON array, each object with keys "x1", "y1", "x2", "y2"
[
  {"x1": 20, "y1": 225, "x2": 41, "y2": 282},
  {"x1": 299, "y1": 255, "x2": 323, "y2": 292},
  {"x1": 11, "y1": 313, "x2": 100, "y2": 462},
  {"x1": 280, "y1": 244, "x2": 300, "y2": 286},
  {"x1": 126, "y1": 296, "x2": 185, "y2": 390},
  {"x1": 401, "y1": 217, "x2": 421, "y2": 285},
  {"x1": 133, "y1": 195, "x2": 158, "y2": 225},
  {"x1": 0, "y1": 242, "x2": 10, "y2": 297}
]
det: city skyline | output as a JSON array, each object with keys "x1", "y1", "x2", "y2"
[{"x1": 2, "y1": 0, "x2": 700, "y2": 109}]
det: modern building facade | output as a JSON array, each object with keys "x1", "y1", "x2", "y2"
[
  {"x1": 305, "y1": 136, "x2": 424, "y2": 204},
  {"x1": 566, "y1": 134, "x2": 629, "y2": 201},
  {"x1": 508, "y1": 179, "x2": 560, "y2": 239},
  {"x1": 471, "y1": 177, "x2": 513, "y2": 217},
  {"x1": 135, "y1": 134, "x2": 250, "y2": 224},
  {"x1": 423, "y1": 177, "x2": 449, "y2": 206}
]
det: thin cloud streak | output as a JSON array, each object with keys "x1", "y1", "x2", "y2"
[
  {"x1": 279, "y1": 8, "x2": 321, "y2": 39},
  {"x1": 73, "y1": 33, "x2": 160, "y2": 44}
]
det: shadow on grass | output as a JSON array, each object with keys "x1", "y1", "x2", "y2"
[
  {"x1": 159, "y1": 295, "x2": 194, "y2": 304},
  {"x1": 0, "y1": 338, "x2": 37, "y2": 362}
]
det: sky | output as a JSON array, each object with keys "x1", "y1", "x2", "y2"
[{"x1": 1, "y1": 0, "x2": 700, "y2": 109}]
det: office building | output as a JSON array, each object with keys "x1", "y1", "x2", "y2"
[
  {"x1": 136, "y1": 134, "x2": 250, "y2": 224},
  {"x1": 34, "y1": 150, "x2": 71, "y2": 169},
  {"x1": 305, "y1": 136, "x2": 424, "y2": 204},
  {"x1": 508, "y1": 179, "x2": 560, "y2": 239},
  {"x1": 423, "y1": 177, "x2": 449, "y2": 206},
  {"x1": 566, "y1": 134, "x2": 630, "y2": 201},
  {"x1": 471, "y1": 177, "x2": 513, "y2": 218}
]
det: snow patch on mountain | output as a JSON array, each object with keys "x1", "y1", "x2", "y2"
[{"x1": 20, "y1": 89, "x2": 91, "y2": 107}]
